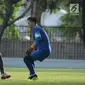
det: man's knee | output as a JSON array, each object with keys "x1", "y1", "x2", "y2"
[
  {"x1": 0, "y1": 53, "x2": 3, "y2": 68},
  {"x1": 0, "y1": 53, "x2": 2, "y2": 57},
  {"x1": 23, "y1": 56, "x2": 26, "y2": 63},
  {"x1": 23, "y1": 55, "x2": 33, "y2": 63}
]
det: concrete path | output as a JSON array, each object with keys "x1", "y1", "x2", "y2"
[{"x1": 3, "y1": 58, "x2": 85, "y2": 68}]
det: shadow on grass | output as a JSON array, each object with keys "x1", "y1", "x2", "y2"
[{"x1": 0, "y1": 80, "x2": 85, "y2": 85}]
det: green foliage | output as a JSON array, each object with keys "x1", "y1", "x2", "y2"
[
  {"x1": 38, "y1": 0, "x2": 82, "y2": 40},
  {"x1": 9, "y1": 0, "x2": 22, "y2": 22},
  {"x1": 3, "y1": 25, "x2": 21, "y2": 40},
  {"x1": 0, "y1": 0, "x2": 7, "y2": 24},
  {"x1": 0, "y1": 0, "x2": 22, "y2": 39},
  {"x1": 58, "y1": 4, "x2": 82, "y2": 38},
  {"x1": 40, "y1": 0, "x2": 69, "y2": 13},
  {"x1": 38, "y1": 0, "x2": 59, "y2": 12}
]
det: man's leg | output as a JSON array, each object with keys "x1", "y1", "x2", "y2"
[
  {"x1": 0, "y1": 53, "x2": 11, "y2": 79},
  {"x1": 24, "y1": 55, "x2": 38, "y2": 80},
  {"x1": 0, "y1": 53, "x2": 4, "y2": 75},
  {"x1": 23, "y1": 55, "x2": 35, "y2": 76},
  {"x1": 23, "y1": 50, "x2": 50, "y2": 80}
]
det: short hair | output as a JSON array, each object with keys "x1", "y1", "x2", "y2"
[{"x1": 27, "y1": 17, "x2": 37, "y2": 24}]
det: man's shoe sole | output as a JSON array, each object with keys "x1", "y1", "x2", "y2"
[{"x1": 1, "y1": 75, "x2": 11, "y2": 79}]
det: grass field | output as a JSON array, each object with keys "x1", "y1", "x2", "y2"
[{"x1": 0, "y1": 67, "x2": 85, "y2": 85}]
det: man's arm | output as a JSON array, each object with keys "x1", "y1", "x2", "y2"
[
  {"x1": 30, "y1": 42, "x2": 36, "y2": 50},
  {"x1": 26, "y1": 29, "x2": 41, "y2": 55},
  {"x1": 26, "y1": 42, "x2": 36, "y2": 55},
  {"x1": 30, "y1": 30, "x2": 42, "y2": 50}
]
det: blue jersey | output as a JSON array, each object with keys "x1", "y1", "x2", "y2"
[{"x1": 32, "y1": 25, "x2": 51, "y2": 52}]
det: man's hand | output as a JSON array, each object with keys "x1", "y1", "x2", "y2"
[
  {"x1": 26, "y1": 42, "x2": 36, "y2": 55},
  {"x1": 26, "y1": 47, "x2": 33, "y2": 56}
]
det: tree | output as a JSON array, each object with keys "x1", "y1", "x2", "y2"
[
  {"x1": 0, "y1": 0, "x2": 34, "y2": 42},
  {"x1": 0, "y1": 0, "x2": 13, "y2": 41},
  {"x1": 0, "y1": 0, "x2": 63, "y2": 41},
  {"x1": 31, "y1": 0, "x2": 60, "y2": 24},
  {"x1": 0, "y1": 0, "x2": 70, "y2": 41},
  {"x1": 55, "y1": 0, "x2": 83, "y2": 41},
  {"x1": 82, "y1": 0, "x2": 85, "y2": 46},
  {"x1": 60, "y1": 12, "x2": 82, "y2": 37},
  {"x1": 0, "y1": 0, "x2": 83, "y2": 42},
  {"x1": 0, "y1": 0, "x2": 22, "y2": 40}
]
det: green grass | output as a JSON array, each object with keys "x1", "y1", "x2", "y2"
[{"x1": 0, "y1": 67, "x2": 85, "y2": 85}]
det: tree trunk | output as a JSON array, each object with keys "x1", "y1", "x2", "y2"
[
  {"x1": 82, "y1": 0, "x2": 85, "y2": 47},
  {"x1": 0, "y1": 0, "x2": 13, "y2": 42},
  {"x1": 32, "y1": 0, "x2": 41, "y2": 24},
  {"x1": 0, "y1": 0, "x2": 33, "y2": 43}
]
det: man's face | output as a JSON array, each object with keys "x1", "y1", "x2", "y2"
[{"x1": 28, "y1": 20, "x2": 34, "y2": 28}]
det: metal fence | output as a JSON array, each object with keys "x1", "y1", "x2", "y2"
[{"x1": 0, "y1": 26, "x2": 85, "y2": 60}]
